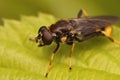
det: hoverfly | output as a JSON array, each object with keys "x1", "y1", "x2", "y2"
[{"x1": 30, "y1": 9, "x2": 120, "y2": 77}]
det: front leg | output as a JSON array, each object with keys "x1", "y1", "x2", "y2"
[{"x1": 45, "y1": 43, "x2": 60, "y2": 77}]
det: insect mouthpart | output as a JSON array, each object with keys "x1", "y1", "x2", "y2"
[
  {"x1": 35, "y1": 33, "x2": 44, "y2": 47},
  {"x1": 35, "y1": 34, "x2": 41, "y2": 42},
  {"x1": 29, "y1": 32, "x2": 44, "y2": 47}
]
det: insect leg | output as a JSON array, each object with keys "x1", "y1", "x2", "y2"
[
  {"x1": 45, "y1": 43, "x2": 60, "y2": 77},
  {"x1": 77, "y1": 9, "x2": 89, "y2": 18},
  {"x1": 69, "y1": 42, "x2": 75, "y2": 70},
  {"x1": 101, "y1": 26, "x2": 120, "y2": 46},
  {"x1": 77, "y1": 9, "x2": 83, "y2": 18}
]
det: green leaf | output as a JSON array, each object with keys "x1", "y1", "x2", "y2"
[{"x1": 0, "y1": 13, "x2": 120, "y2": 80}]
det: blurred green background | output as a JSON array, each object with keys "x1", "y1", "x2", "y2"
[{"x1": 0, "y1": 0, "x2": 120, "y2": 24}]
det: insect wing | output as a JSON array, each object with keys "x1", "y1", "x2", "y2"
[
  {"x1": 89, "y1": 16, "x2": 120, "y2": 24},
  {"x1": 71, "y1": 16, "x2": 120, "y2": 38}
]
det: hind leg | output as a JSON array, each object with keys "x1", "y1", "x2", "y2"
[
  {"x1": 101, "y1": 26, "x2": 120, "y2": 46},
  {"x1": 77, "y1": 9, "x2": 89, "y2": 18}
]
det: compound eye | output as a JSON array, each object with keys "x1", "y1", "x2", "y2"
[
  {"x1": 38, "y1": 26, "x2": 47, "y2": 34},
  {"x1": 38, "y1": 28, "x2": 41, "y2": 34},
  {"x1": 42, "y1": 30, "x2": 53, "y2": 45}
]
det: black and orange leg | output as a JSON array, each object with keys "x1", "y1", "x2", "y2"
[
  {"x1": 77, "y1": 9, "x2": 89, "y2": 18},
  {"x1": 69, "y1": 42, "x2": 75, "y2": 70},
  {"x1": 101, "y1": 26, "x2": 120, "y2": 46},
  {"x1": 45, "y1": 43, "x2": 60, "y2": 77}
]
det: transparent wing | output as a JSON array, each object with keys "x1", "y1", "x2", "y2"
[{"x1": 87, "y1": 16, "x2": 120, "y2": 24}]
